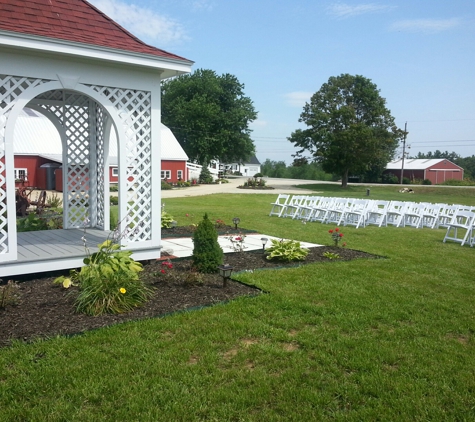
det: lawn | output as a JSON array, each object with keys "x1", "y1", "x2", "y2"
[{"x1": 1, "y1": 186, "x2": 475, "y2": 421}]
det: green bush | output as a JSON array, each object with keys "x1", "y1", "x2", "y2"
[
  {"x1": 110, "y1": 196, "x2": 119, "y2": 205},
  {"x1": 402, "y1": 177, "x2": 411, "y2": 184},
  {"x1": 192, "y1": 213, "x2": 223, "y2": 273},
  {"x1": 422, "y1": 179, "x2": 432, "y2": 185},
  {"x1": 253, "y1": 172, "x2": 263, "y2": 178},
  {"x1": 266, "y1": 239, "x2": 309, "y2": 262},
  {"x1": 440, "y1": 178, "x2": 475, "y2": 186},
  {"x1": 162, "y1": 181, "x2": 173, "y2": 190},
  {"x1": 161, "y1": 211, "x2": 175, "y2": 228},
  {"x1": 109, "y1": 184, "x2": 119, "y2": 192},
  {"x1": 55, "y1": 239, "x2": 153, "y2": 316},
  {"x1": 199, "y1": 166, "x2": 214, "y2": 184}
]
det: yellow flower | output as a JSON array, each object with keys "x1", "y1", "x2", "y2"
[{"x1": 119, "y1": 287, "x2": 126, "y2": 294}]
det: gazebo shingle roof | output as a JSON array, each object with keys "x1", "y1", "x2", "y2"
[{"x1": 0, "y1": 0, "x2": 190, "y2": 62}]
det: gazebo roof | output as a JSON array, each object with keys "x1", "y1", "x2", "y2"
[{"x1": 0, "y1": 0, "x2": 192, "y2": 64}]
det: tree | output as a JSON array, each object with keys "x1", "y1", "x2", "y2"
[
  {"x1": 288, "y1": 74, "x2": 404, "y2": 187},
  {"x1": 161, "y1": 69, "x2": 257, "y2": 165}
]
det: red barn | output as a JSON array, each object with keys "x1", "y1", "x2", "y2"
[
  {"x1": 384, "y1": 159, "x2": 464, "y2": 184},
  {"x1": 13, "y1": 108, "x2": 188, "y2": 189}
]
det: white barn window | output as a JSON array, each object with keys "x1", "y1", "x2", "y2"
[
  {"x1": 14, "y1": 168, "x2": 28, "y2": 180},
  {"x1": 161, "y1": 170, "x2": 171, "y2": 179}
]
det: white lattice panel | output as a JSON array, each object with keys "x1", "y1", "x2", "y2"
[
  {"x1": 88, "y1": 85, "x2": 152, "y2": 242},
  {"x1": 0, "y1": 75, "x2": 51, "y2": 256}
]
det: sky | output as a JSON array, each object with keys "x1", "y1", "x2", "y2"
[{"x1": 89, "y1": 0, "x2": 475, "y2": 164}]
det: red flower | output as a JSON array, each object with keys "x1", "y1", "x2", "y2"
[
  {"x1": 186, "y1": 213, "x2": 189, "y2": 217},
  {"x1": 235, "y1": 237, "x2": 242, "y2": 241},
  {"x1": 167, "y1": 263, "x2": 173, "y2": 269},
  {"x1": 161, "y1": 269, "x2": 166, "y2": 274},
  {"x1": 329, "y1": 229, "x2": 333, "y2": 233},
  {"x1": 335, "y1": 227, "x2": 340, "y2": 232},
  {"x1": 339, "y1": 233, "x2": 343, "y2": 237}
]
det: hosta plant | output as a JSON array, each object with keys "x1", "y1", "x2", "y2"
[
  {"x1": 266, "y1": 239, "x2": 309, "y2": 262},
  {"x1": 161, "y1": 211, "x2": 175, "y2": 228}
]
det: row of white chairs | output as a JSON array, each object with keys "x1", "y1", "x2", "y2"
[{"x1": 269, "y1": 194, "x2": 475, "y2": 246}]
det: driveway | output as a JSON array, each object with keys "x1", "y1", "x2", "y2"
[{"x1": 161, "y1": 177, "x2": 326, "y2": 198}]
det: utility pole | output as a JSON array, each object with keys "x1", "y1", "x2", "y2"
[{"x1": 400, "y1": 122, "x2": 407, "y2": 183}]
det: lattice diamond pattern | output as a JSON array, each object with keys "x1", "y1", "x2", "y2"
[
  {"x1": 1, "y1": 75, "x2": 154, "y2": 258},
  {"x1": 88, "y1": 85, "x2": 152, "y2": 242},
  {"x1": 0, "y1": 75, "x2": 51, "y2": 255}
]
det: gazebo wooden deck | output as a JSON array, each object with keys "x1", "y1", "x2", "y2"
[{"x1": 0, "y1": 1, "x2": 193, "y2": 277}]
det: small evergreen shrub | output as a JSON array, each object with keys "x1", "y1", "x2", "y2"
[
  {"x1": 192, "y1": 213, "x2": 223, "y2": 273},
  {"x1": 199, "y1": 166, "x2": 214, "y2": 184},
  {"x1": 402, "y1": 177, "x2": 411, "y2": 184},
  {"x1": 110, "y1": 196, "x2": 119, "y2": 205},
  {"x1": 162, "y1": 181, "x2": 173, "y2": 190},
  {"x1": 422, "y1": 179, "x2": 432, "y2": 185},
  {"x1": 253, "y1": 172, "x2": 263, "y2": 177}
]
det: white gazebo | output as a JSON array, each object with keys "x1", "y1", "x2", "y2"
[{"x1": 0, "y1": 0, "x2": 193, "y2": 276}]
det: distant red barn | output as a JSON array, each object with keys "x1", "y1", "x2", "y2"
[
  {"x1": 13, "y1": 108, "x2": 189, "y2": 189},
  {"x1": 384, "y1": 159, "x2": 464, "y2": 184}
]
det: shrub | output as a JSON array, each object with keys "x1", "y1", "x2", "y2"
[
  {"x1": 47, "y1": 192, "x2": 63, "y2": 208},
  {"x1": 402, "y1": 177, "x2": 411, "y2": 184},
  {"x1": 161, "y1": 211, "x2": 175, "y2": 228},
  {"x1": 266, "y1": 239, "x2": 309, "y2": 262},
  {"x1": 422, "y1": 179, "x2": 432, "y2": 185},
  {"x1": 55, "y1": 239, "x2": 153, "y2": 316},
  {"x1": 192, "y1": 213, "x2": 223, "y2": 273},
  {"x1": 109, "y1": 184, "x2": 119, "y2": 192},
  {"x1": 253, "y1": 172, "x2": 263, "y2": 177},
  {"x1": 162, "y1": 181, "x2": 173, "y2": 190},
  {"x1": 110, "y1": 196, "x2": 119, "y2": 205},
  {"x1": 199, "y1": 166, "x2": 214, "y2": 184},
  {"x1": 0, "y1": 280, "x2": 20, "y2": 308},
  {"x1": 440, "y1": 178, "x2": 475, "y2": 186}
]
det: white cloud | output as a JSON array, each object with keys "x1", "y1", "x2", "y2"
[
  {"x1": 89, "y1": 0, "x2": 188, "y2": 45},
  {"x1": 284, "y1": 92, "x2": 312, "y2": 108},
  {"x1": 327, "y1": 2, "x2": 396, "y2": 19},
  {"x1": 191, "y1": 0, "x2": 215, "y2": 11},
  {"x1": 390, "y1": 18, "x2": 461, "y2": 34}
]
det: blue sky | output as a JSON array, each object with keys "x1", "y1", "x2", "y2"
[{"x1": 90, "y1": 0, "x2": 475, "y2": 164}]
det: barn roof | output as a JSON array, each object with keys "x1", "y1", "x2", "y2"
[
  {"x1": 14, "y1": 108, "x2": 188, "y2": 162},
  {"x1": 386, "y1": 159, "x2": 455, "y2": 170},
  {"x1": 0, "y1": 0, "x2": 192, "y2": 64}
]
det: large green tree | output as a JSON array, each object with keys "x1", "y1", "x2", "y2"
[
  {"x1": 288, "y1": 74, "x2": 404, "y2": 187},
  {"x1": 161, "y1": 69, "x2": 257, "y2": 165}
]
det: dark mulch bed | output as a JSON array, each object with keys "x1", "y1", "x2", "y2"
[{"x1": 0, "y1": 228, "x2": 379, "y2": 348}]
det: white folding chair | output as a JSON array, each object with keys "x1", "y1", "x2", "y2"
[
  {"x1": 281, "y1": 195, "x2": 307, "y2": 218},
  {"x1": 401, "y1": 202, "x2": 425, "y2": 228},
  {"x1": 443, "y1": 210, "x2": 475, "y2": 246},
  {"x1": 386, "y1": 201, "x2": 408, "y2": 227},
  {"x1": 420, "y1": 203, "x2": 446, "y2": 229},
  {"x1": 340, "y1": 199, "x2": 372, "y2": 229},
  {"x1": 269, "y1": 194, "x2": 290, "y2": 217},
  {"x1": 366, "y1": 200, "x2": 390, "y2": 227},
  {"x1": 437, "y1": 204, "x2": 460, "y2": 229},
  {"x1": 293, "y1": 196, "x2": 322, "y2": 220},
  {"x1": 323, "y1": 198, "x2": 353, "y2": 224},
  {"x1": 307, "y1": 197, "x2": 336, "y2": 222}
]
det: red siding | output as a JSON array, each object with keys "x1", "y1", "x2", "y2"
[
  {"x1": 426, "y1": 160, "x2": 464, "y2": 184},
  {"x1": 161, "y1": 160, "x2": 188, "y2": 182},
  {"x1": 14, "y1": 155, "x2": 58, "y2": 189}
]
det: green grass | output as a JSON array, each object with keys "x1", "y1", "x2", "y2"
[{"x1": 2, "y1": 190, "x2": 475, "y2": 421}]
